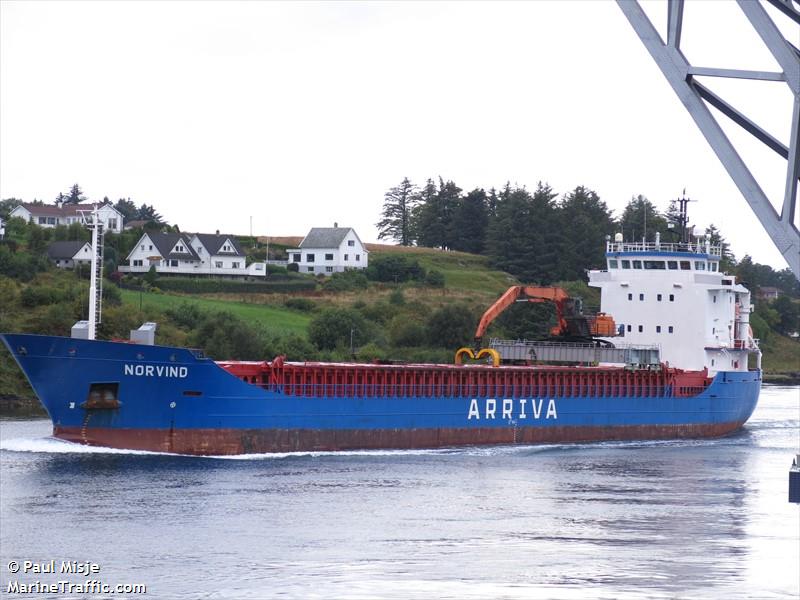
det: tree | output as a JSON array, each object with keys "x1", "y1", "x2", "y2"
[
  {"x1": 63, "y1": 184, "x2": 86, "y2": 205},
  {"x1": 308, "y1": 308, "x2": 370, "y2": 351},
  {"x1": 557, "y1": 186, "x2": 615, "y2": 280},
  {"x1": 376, "y1": 178, "x2": 418, "y2": 246},
  {"x1": 771, "y1": 295, "x2": 800, "y2": 335},
  {"x1": 450, "y1": 188, "x2": 489, "y2": 254},
  {"x1": 137, "y1": 203, "x2": 165, "y2": 224},
  {"x1": 704, "y1": 224, "x2": 736, "y2": 273},
  {"x1": 114, "y1": 198, "x2": 138, "y2": 221},
  {"x1": 619, "y1": 195, "x2": 668, "y2": 242},
  {"x1": 426, "y1": 304, "x2": 476, "y2": 348},
  {"x1": 414, "y1": 178, "x2": 461, "y2": 249},
  {"x1": 0, "y1": 198, "x2": 23, "y2": 219}
]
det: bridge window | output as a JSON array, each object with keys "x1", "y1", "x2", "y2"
[
  {"x1": 656, "y1": 325, "x2": 661, "y2": 333},
  {"x1": 710, "y1": 262, "x2": 718, "y2": 272},
  {"x1": 657, "y1": 294, "x2": 662, "y2": 301},
  {"x1": 667, "y1": 260, "x2": 678, "y2": 270},
  {"x1": 621, "y1": 260, "x2": 631, "y2": 269},
  {"x1": 680, "y1": 261, "x2": 691, "y2": 270},
  {"x1": 627, "y1": 325, "x2": 632, "y2": 332},
  {"x1": 669, "y1": 294, "x2": 675, "y2": 301},
  {"x1": 668, "y1": 326, "x2": 674, "y2": 333},
  {"x1": 638, "y1": 325, "x2": 643, "y2": 332},
  {"x1": 628, "y1": 293, "x2": 633, "y2": 301},
  {"x1": 644, "y1": 260, "x2": 665, "y2": 270},
  {"x1": 633, "y1": 260, "x2": 642, "y2": 269},
  {"x1": 713, "y1": 295, "x2": 717, "y2": 303},
  {"x1": 639, "y1": 293, "x2": 644, "y2": 301},
  {"x1": 695, "y1": 261, "x2": 706, "y2": 270},
  {"x1": 609, "y1": 259, "x2": 618, "y2": 269}
]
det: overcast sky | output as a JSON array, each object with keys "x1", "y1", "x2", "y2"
[{"x1": 1, "y1": 1, "x2": 796, "y2": 269}]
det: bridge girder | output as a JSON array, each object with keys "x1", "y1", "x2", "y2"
[{"x1": 617, "y1": 0, "x2": 800, "y2": 279}]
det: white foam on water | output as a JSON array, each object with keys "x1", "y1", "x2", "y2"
[{"x1": 0, "y1": 436, "x2": 168, "y2": 456}]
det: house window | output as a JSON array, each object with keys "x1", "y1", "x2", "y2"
[
  {"x1": 325, "y1": 266, "x2": 333, "y2": 272},
  {"x1": 356, "y1": 254, "x2": 360, "y2": 261},
  {"x1": 149, "y1": 245, "x2": 153, "y2": 251},
  {"x1": 215, "y1": 261, "x2": 223, "y2": 268},
  {"x1": 668, "y1": 326, "x2": 674, "y2": 333},
  {"x1": 307, "y1": 266, "x2": 314, "y2": 272},
  {"x1": 176, "y1": 244, "x2": 184, "y2": 252},
  {"x1": 348, "y1": 240, "x2": 355, "y2": 246},
  {"x1": 232, "y1": 262, "x2": 239, "y2": 269},
  {"x1": 196, "y1": 247, "x2": 202, "y2": 254},
  {"x1": 133, "y1": 260, "x2": 143, "y2": 266},
  {"x1": 713, "y1": 295, "x2": 717, "y2": 303},
  {"x1": 325, "y1": 253, "x2": 334, "y2": 261},
  {"x1": 344, "y1": 254, "x2": 349, "y2": 261},
  {"x1": 108, "y1": 218, "x2": 117, "y2": 230},
  {"x1": 169, "y1": 259, "x2": 178, "y2": 267},
  {"x1": 292, "y1": 253, "x2": 301, "y2": 262},
  {"x1": 141, "y1": 244, "x2": 145, "y2": 251},
  {"x1": 656, "y1": 325, "x2": 661, "y2": 333},
  {"x1": 38, "y1": 217, "x2": 47, "y2": 224},
  {"x1": 306, "y1": 253, "x2": 315, "y2": 262}
]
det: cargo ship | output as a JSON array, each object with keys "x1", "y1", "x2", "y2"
[{"x1": 1, "y1": 212, "x2": 762, "y2": 455}]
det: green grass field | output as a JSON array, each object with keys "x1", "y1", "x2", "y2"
[{"x1": 119, "y1": 289, "x2": 311, "y2": 336}]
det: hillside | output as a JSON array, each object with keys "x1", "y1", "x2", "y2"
[{"x1": 1, "y1": 231, "x2": 798, "y2": 404}]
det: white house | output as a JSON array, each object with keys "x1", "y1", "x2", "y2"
[
  {"x1": 119, "y1": 231, "x2": 265, "y2": 278},
  {"x1": 46, "y1": 240, "x2": 93, "y2": 269},
  {"x1": 287, "y1": 225, "x2": 369, "y2": 275},
  {"x1": 0, "y1": 216, "x2": 5, "y2": 240},
  {"x1": 9, "y1": 202, "x2": 124, "y2": 233}
]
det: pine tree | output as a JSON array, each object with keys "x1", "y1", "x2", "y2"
[
  {"x1": 450, "y1": 188, "x2": 489, "y2": 254},
  {"x1": 558, "y1": 186, "x2": 615, "y2": 280},
  {"x1": 705, "y1": 224, "x2": 736, "y2": 272},
  {"x1": 414, "y1": 178, "x2": 461, "y2": 249},
  {"x1": 376, "y1": 178, "x2": 418, "y2": 246},
  {"x1": 63, "y1": 184, "x2": 86, "y2": 205},
  {"x1": 619, "y1": 195, "x2": 668, "y2": 242}
]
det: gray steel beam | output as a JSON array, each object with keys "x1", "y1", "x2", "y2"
[
  {"x1": 617, "y1": 0, "x2": 800, "y2": 278},
  {"x1": 686, "y1": 66, "x2": 785, "y2": 82}
]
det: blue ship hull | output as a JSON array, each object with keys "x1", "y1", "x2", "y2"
[{"x1": 1, "y1": 333, "x2": 762, "y2": 455}]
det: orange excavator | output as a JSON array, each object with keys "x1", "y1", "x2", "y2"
[{"x1": 474, "y1": 286, "x2": 617, "y2": 344}]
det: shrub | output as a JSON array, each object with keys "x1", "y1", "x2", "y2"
[
  {"x1": 365, "y1": 255, "x2": 426, "y2": 283},
  {"x1": 388, "y1": 288, "x2": 405, "y2": 305},
  {"x1": 20, "y1": 285, "x2": 61, "y2": 307},
  {"x1": 155, "y1": 277, "x2": 316, "y2": 294},
  {"x1": 324, "y1": 270, "x2": 369, "y2": 292},
  {"x1": 284, "y1": 297, "x2": 316, "y2": 312},
  {"x1": 425, "y1": 270, "x2": 445, "y2": 288},
  {"x1": 165, "y1": 302, "x2": 204, "y2": 329},
  {"x1": 388, "y1": 316, "x2": 426, "y2": 347},
  {"x1": 189, "y1": 311, "x2": 266, "y2": 360},
  {"x1": 308, "y1": 308, "x2": 371, "y2": 351},
  {"x1": 287, "y1": 262, "x2": 299, "y2": 272},
  {"x1": 426, "y1": 303, "x2": 476, "y2": 348}
]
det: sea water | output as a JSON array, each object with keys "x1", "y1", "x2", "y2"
[{"x1": 1, "y1": 385, "x2": 798, "y2": 599}]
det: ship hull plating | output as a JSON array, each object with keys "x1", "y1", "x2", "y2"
[{"x1": 2, "y1": 333, "x2": 762, "y2": 456}]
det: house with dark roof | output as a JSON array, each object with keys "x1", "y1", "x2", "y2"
[
  {"x1": 9, "y1": 202, "x2": 124, "y2": 233},
  {"x1": 47, "y1": 240, "x2": 93, "y2": 269},
  {"x1": 120, "y1": 231, "x2": 266, "y2": 278},
  {"x1": 287, "y1": 225, "x2": 368, "y2": 275}
]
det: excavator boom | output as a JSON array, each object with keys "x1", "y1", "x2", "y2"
[{"x1": 474, "y1": 285, "x2": 616, "y2": 343}]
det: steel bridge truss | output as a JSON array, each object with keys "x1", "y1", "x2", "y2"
[{"x1": 617, "y1": 0, "x2": 800, "y2": 278}]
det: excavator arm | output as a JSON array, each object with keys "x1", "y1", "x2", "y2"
[{"x1": 474, "y1": 286, "x2": 571, "y2": 343}]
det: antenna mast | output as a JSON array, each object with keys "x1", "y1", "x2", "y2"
[{"x1": 79, "y1": 205, "x2": 104, "y2": 340}]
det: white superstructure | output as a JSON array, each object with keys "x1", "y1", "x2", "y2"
[{"x1": 588, "y1": 234, "x2": 760, "y2": 375}]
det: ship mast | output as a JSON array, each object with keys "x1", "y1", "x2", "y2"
[{"x1": 79, "y1": 205, "x2": 104, "y2": 340}]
